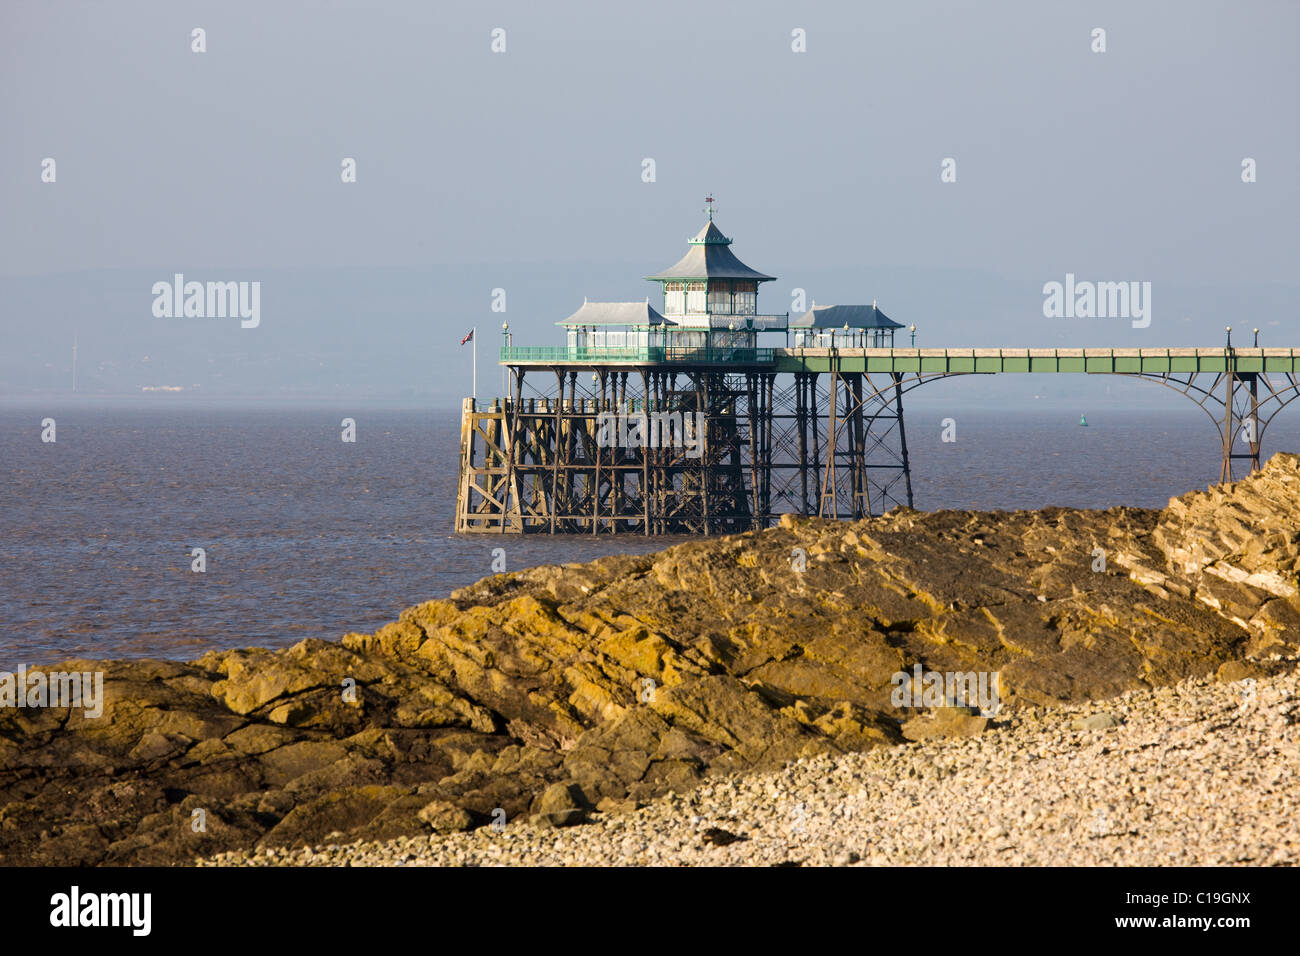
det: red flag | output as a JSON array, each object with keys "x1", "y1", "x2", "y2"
[{"x1": 460, "y1": 329, "x2": 474, "y2": 346}]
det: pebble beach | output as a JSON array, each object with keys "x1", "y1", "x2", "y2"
[{"x1": 202, "y1": 661, "x2": 1300, "y2": 867}]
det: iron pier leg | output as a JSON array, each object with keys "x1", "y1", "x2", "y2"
[
  {"x1": 1221, "y1": 358, "x2": 1235, "y2": 483},
  {"x1": 894, "y1": 372, "x2": 914, "y2": 508},
  {"x1": 820, "y1": 366, "x2": 839, "y2": 518},
  {"x1": 851, "y1": 373, "x2": 868, "y2": 518},
  {"x1": 1248, "y1": 372, "x2": 1261, "y2": 472}
]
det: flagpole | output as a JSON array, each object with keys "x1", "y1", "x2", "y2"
[{"x1": 472, "y1": 326, "x2": 477, "y2": 404}]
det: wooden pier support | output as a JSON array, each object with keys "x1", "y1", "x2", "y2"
[{"x1": 455, "y1": 364, "x2": 914, "y2": 533}]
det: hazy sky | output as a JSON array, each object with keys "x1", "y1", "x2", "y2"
[{"x1": 1, "y1": 0, "x2": 1296, "y2": 403}]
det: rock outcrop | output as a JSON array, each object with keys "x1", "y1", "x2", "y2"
[
  {"x1": 1151, "y1": 453, "x2": 1300, "y2": 653},
  {"x1": 3, "y1": 455, "x2": 1296, "y2": 865}
]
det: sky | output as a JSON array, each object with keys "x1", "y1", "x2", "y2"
[{"x1": 1, "y1": 0, "x2": 1296, "y2": 407}]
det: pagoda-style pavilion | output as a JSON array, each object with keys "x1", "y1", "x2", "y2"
[
  {"x1": 642, "y1": 213, "x2": 777, "y2": 350},
  {"x1": 553, "y1": 206, "x2": 896, "y2": 358}
]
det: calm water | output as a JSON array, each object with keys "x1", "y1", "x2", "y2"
[{"x1": 2, "y1": 405, "x2": 1295, "y2": 668}]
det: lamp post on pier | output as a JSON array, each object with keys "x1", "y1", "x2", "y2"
[{"x1": 502, "y1": 322, "x2": 511, "y2": 397}]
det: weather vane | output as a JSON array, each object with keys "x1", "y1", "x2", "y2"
[{"x1": 704, "y1": 194, "x2": 715, "y2": 220}]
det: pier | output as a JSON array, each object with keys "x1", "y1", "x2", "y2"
[{"x1": 456, "y1": 209, "x2": 1300, "y2": 534}]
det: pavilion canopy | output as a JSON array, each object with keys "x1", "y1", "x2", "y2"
[
  {"x1": 556, "y1": 300, "x2": 674, "y2": 327},
  {"x1": 791, "y1": 304, "x2": 902, "y2": 330}
]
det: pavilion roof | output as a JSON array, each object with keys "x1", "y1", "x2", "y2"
[
  {"x1": 556, "y1": 300, "x2": 674, "y2": 327},
  {"x1": 791, "y1": 304, "x2": 903, "y2": 330},
  {"x1": 644, "y1": 219, "x2": 776, "y2": 283}
]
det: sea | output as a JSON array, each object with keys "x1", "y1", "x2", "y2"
[{"x1": 3, "y1": 404, "x2": 1296, "y2": 668}]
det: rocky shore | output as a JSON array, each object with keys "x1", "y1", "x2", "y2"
[{"x1": 3, "y1": 454, "x2": 1297, "y2": 866}]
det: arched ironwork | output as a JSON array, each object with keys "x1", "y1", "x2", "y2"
[{"x1": 813, "y1": 366, "x2": 1300, "y2": 519}]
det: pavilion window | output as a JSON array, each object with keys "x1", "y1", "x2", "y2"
[
  {"x1": 708, "y1": 282, "x2": 732, "y2": 315},
  {"x1": 685, "y1": 282, "x2": 706, "y2": 314},
  {"x1": 664, "y1": 281, "x2": 685, "y2": 315}
]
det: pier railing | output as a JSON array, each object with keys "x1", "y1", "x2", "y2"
[
  {"x1": 705, "y1": 314, "x2": 790, "y2": 330},
  {"x1": 499, "y1": 345, "x2": 1300, "y2": 373},
  {"x1": 500, "y1": 345, "x2": 776, "y2": 365},
  {"x1": 772, "y1": 346, "x2": 1300, "y2": 374}
]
